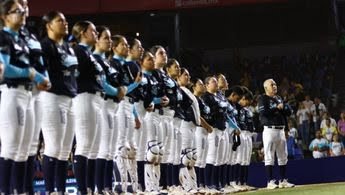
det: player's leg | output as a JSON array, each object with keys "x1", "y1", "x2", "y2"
[
  {"x1": 263, "y1": 127, "x2": 278, "y2": 189},
  {"x1": 277, "y1": 130, "x2": 294, "y2": 188}
]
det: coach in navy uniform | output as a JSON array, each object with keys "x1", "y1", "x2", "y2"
[{"x1": 258, "y1": 78, "x2": 295, "y2": 190}]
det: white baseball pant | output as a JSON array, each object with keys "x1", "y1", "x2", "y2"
[
  {"x1": 194, "y1": 126, "x2": 208, "y2": 168},
  {"x1": 263, "y1": 126, "x2": 288, "y2": 166}
]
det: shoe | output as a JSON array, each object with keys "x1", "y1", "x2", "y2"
[
  {"x1": 242, "y1": 184, "x2": 257, "y2": 191},
  {"x1": 267, "y1": 180, "x2": 278, "y2": 189},
  {"x1": 279, "y1": 179, "x2": 295, "y2": 188}
]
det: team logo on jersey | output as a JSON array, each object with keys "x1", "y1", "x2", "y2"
[
  {"x1": 165, "y1": 78, "x2": 176, "y2": 88},
  {"x1": 177, "y1": 91, "x2": 183, "y2": 101},
  {"x1": 204, "y1": 105, "x2": 210, "y2": 114},
  {"x1": 27, "y1": 38, "x2": 42, "y2": 50},
  {"x1": 141, "y1": 76, "x2": 148, "y2": 85}
]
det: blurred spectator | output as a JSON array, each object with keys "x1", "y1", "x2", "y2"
[
  {"x1": 309, "y1": 130, "x2": 329, "y2": 158},
  {"x1": 286, "y1": 130, "x2": 296, "y2": 160},
  {"x1": 288, "y1": 119, "x2": 298, "y2": 139},
  {"x1": 302, "y1": 94, "x2": 314, "y2": 111},
  {"x1": 321, "y1": 118, "x2": 338, "y2": 142},
  {"x1": 310, "y1": 97, "x2": 327, "y2": 133},
  {"x1": 329, "y1": 134, "x2": 344, "y2": 157},
  {"x1": 296, "y1": 102, "x2": 310, "y2": 145},
  {"x1": 337, "y1": 111, "x2": 345, "y2": 146},
  {"x1": 320, "y1": 112, "x2": 337, "y2": 129}
]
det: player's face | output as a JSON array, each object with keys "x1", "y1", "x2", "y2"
[
  {"x1": 16, "y1": 0, "x2": 29, "y2": 17},
  {"x1": 47, "y1": 13, "x2": 68, "y2": 37},
  {"x1": 167, "y1": 61, "x2": 180, "y2": 78},
  {"x1": 206, "y1": 77, "x2": 218, "y2": 93},
  {"x1": 315, "y1": 131, "x2": 321, "y2": 138},
  {"x1": 154, "y1": 47, "x2": 168, "y2": 68},
  {"x1": 82, "y1": 23, "x2": 98, "y2": 46},
  {"x1": 217, "y1": 74, "x2": 229, "y2": 91},
  {"x1": 178, "y1": 70, "x2": 191, "y2": 87},
  {"x1": 96, "y1": 29, "x2": 112, "y2": 52},
  {"x1": 239, "y1": 97, "x2": 249, "y2": 107},
  {"x1": 193, "y1": 79, "x2": 206, "y2": 94},
  {"x1": 129, "y1": 39, "x2": 144, "y2": 60},
  {"x1": 114, "y1": 37, "x2": 129, "y2": 58},
  {"x1": 3, "y1": 2, "x2": 26, "y2": 30},
  {"x1": 266, "y1": 80, "x2": 277, "y2": 95},
  {"x1": 141, "y1": 52, "x2": 154, "y2": 71}
]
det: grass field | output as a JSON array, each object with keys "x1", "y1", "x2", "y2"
[{"x1": 237, "y1": 182, "x2": 345, "y2": 195}]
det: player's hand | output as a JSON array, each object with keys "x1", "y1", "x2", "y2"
[
  {"x1": 313, "y1": 146, "x2": 318, "y2": 151},
  {"x1": 134, "y1": 72, "x2": 142, "y2": 83},
  {"x1": 161, "y1": 96, "x2": 169, "y2": 107},
  {"x1": 146, "y1": 103, "x2": 154, "y2": 112},
  {"x1": 277, "y1": 103, "x2": 284, "y2": 110},
  {"x1": 117, "y1": 86, "x2": 127, "y2": 100},
  {"x1": 206, "y1": 125, "x2": 213, "y2": 133},
  {"x1": 36, "y1": 78, "x2": 51, "y2": 91},
  {"x1": 134, "y1": 117, "x2": 141, "y2": 129}
]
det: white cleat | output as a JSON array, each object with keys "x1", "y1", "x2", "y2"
[
  {"x1": 279, "y1": 179, "x2": 295, "y2": 188},
  {"x1": 267, "y1": 180, "x2": 278, "y2": 190}
]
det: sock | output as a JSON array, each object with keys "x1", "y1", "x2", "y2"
[
  {"x1": 200, "y1": 167, "x2": 205, "y2": 187},
  {"x1": 244, "y1": 166, "x2": 249, "y2": 184},
  {"x1": 279, "y1": 165, "x2": 287, "y2": 181},
  {"x1": 204, "y1": 164, "x2": 213, "y2": 187},
  {"x1": 137, "y1": 161, "x2": 145, "y2": 191},
  {"x1": 159, "y1": 163, "x2": 168, "y2": 189},
  {"x1": 172, "y1": 165, "x2": 179, "y2": 186},
  {"x1": 239, "y1": 165, "x2": 245, "y2": 185},
  {"x1": 0, "y1": 158, "x2": 13, "y2": 194},
  {"x1": 25, "y1": 155, "x2": 35, "y2": 195},
  {"x1": 95, "y1": 159, "x2": 106, "y2": 193},
  {"x1": 166, "y1": 163, "x2": 173, "y2": 187},
  {"x1": 234, "y1": 164, "x2": 240, "y2": 184},
  {"x1": 266, "y1": 165, "x2": 273, "y2": 182},
  {"x1": 213, "y1": 166, "x2": 220, "y2": 188},
  {"x1": 87, "y1": 159, "x2": 96, "y2": 192},
  {"x1": 104, "y1": 160, "x2": 114, "y2": 190},
  {"x1": 43, "y1": 155, "x2": 57, "y2": 193},
  {"x1": 12, "y1": 161, "x2": 26, "y2": 194},
  {"x1": 220, "y1": 165, "x2": 228, "y2": 187},
  {"x1": 73, "y1": 155, "x2": 87, "y2": 194},
  {"x1": 227, "y1": 165, "x2": 232, "y2": 185},
  {"x1": 195, "y1": 167, "x2": 200, "y2": 187},
  {"x1": 56, "y1": 160, "x2": 68, "y2": 192}
]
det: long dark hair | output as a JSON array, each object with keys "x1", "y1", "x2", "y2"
[
  {"x1": 41, "y1": 11, "x2": 63, "y2": 38},
  {"x1": 71, "y1": 20, "x2": 92, "y2": 43}
]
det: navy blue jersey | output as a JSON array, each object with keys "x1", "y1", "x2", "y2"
[
  {"x1": 151, "y1": 69, "x2": 168, "y2": 111},
  {"x1": 73, "y1": 44, "x2": 103, "y2": 94},
  {"x1": 135, "y1": 71, "x2": 161, "y2": 109},
  {"x1": 238, "y1": 107, "x2": 254, "y2": 132},
  {"x1": 179, "y1": 89, "x2": 196, "y2": 124},
  {"x1": 125, "y1": 60, "x2": 141, "y2": 101},
  {"x1": 19, "y1": 27, "x2": 45, "y2": 74},
  {"x1": 0, "y1": 29, "x2": 32, "y2": 85},
  {"x1": 196, "y1": 95, "x2": 212, "y2": 124},
  {"x1": 163, "y1": 75, "x2": 181, "y2": 111},
  {"x1": 258, "y1": 94, "x2": 292, "y2": 126},
  {"x1": 40, "y1": 37, "x2": 78, "y2": 97},
  {"x1": 109, "y1": 57, "x2": 137, "y2": 99},
  {"x1": 202, "y1": 91, "x2": 228, "y2": 130}
]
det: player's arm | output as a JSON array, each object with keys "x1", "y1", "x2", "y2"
[
  {"x1": 200, "y1": 116, "x2": 213, "y2": 133},
  {"x1": 258, "y1": 95, "x2": 279, "y2": 116}
]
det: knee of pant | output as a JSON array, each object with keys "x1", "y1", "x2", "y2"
[
  {"x1": 278, "y1": 158, "x2": 288, "y2": 166},
  {"x1": 58, "y1": 151, "x2": 71, "y2": 161},
  {"x1": 44, "y1": 148, "x2": 60, "y2": 159},
  {"x1": 264, "y1": 158, "x2": 274, "y2": 166}
]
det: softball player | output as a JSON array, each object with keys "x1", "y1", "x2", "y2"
[
  {"x1": 224, "y1": 86, "x2": 245, "y2": 191},
  {"x1": 16, "y1": 0, "x2": 48, "y2": 193},
  {"x1": 149, "y1": 45, "x2": 170, "y2": 191},
  {"x1": 93, "y1": 26, "x2": 127, "y2": 194},
  {"x1": 0, "y1": 1, "x2": 50, "y2": 194},
  {"x1": 110, "y1": 35, "x2": 141, "y2": 193},
  {"x1": 258, "y1": 79, "x2": 295, "y2": 189},
  {"x1": 125, "y1": 37, "x2": 144, "y2": 193},
  {"x1": 133, "y1": 51, "x2": 163, "y2": 193},
  {"x1": 237, "y1": 87, "x2": 256, "y2": 190},
  {"x1": 191, "y1": 78, "x2": 213, "y2": 191},
  {"x1": 72, "y1": 21, "x2": 109, "y2": 194},
  {"x1": 39, "y1": 11, "x2": 78, "y2": 194},
  {"x1": 162, "y1": 58, "x2": 182, "y2": 191},
  {"x1": 201, "y1": 76, "x2": 229, "y2": 193}
]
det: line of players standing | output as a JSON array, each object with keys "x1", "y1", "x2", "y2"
[{"x1": 0, "y1": 0, "x2": 258, "y2": 194}]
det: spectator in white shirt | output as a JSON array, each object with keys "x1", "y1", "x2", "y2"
[
  {"x1": 329, "y1": 134, "x2": 344, "y2": 157},
  {"x1": 309, "y1": 130, "x2": 329, "y2": 158},
  {"x1": 296, "y1": 102, "x2": 310, "y2": 145},
  {"x1": 310, "y1": 97, "x2": 327, "y2": 133},
  {"x1": 302, "y1": 94, "x2": 313, "y2": 111}
]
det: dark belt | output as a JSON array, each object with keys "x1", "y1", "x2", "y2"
[
  {"x1": 6, "y1": 83, "x2": 33, "y2": 91},
  {"x1": 89, "y1": 91, "x2": 105, "y2": 98},
  {"x1": 104, "y1": 94, "x2": 118, "y2": 102},
  {"x1": 266, "y1": 125, "x2": 285, "y2": 130}
]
